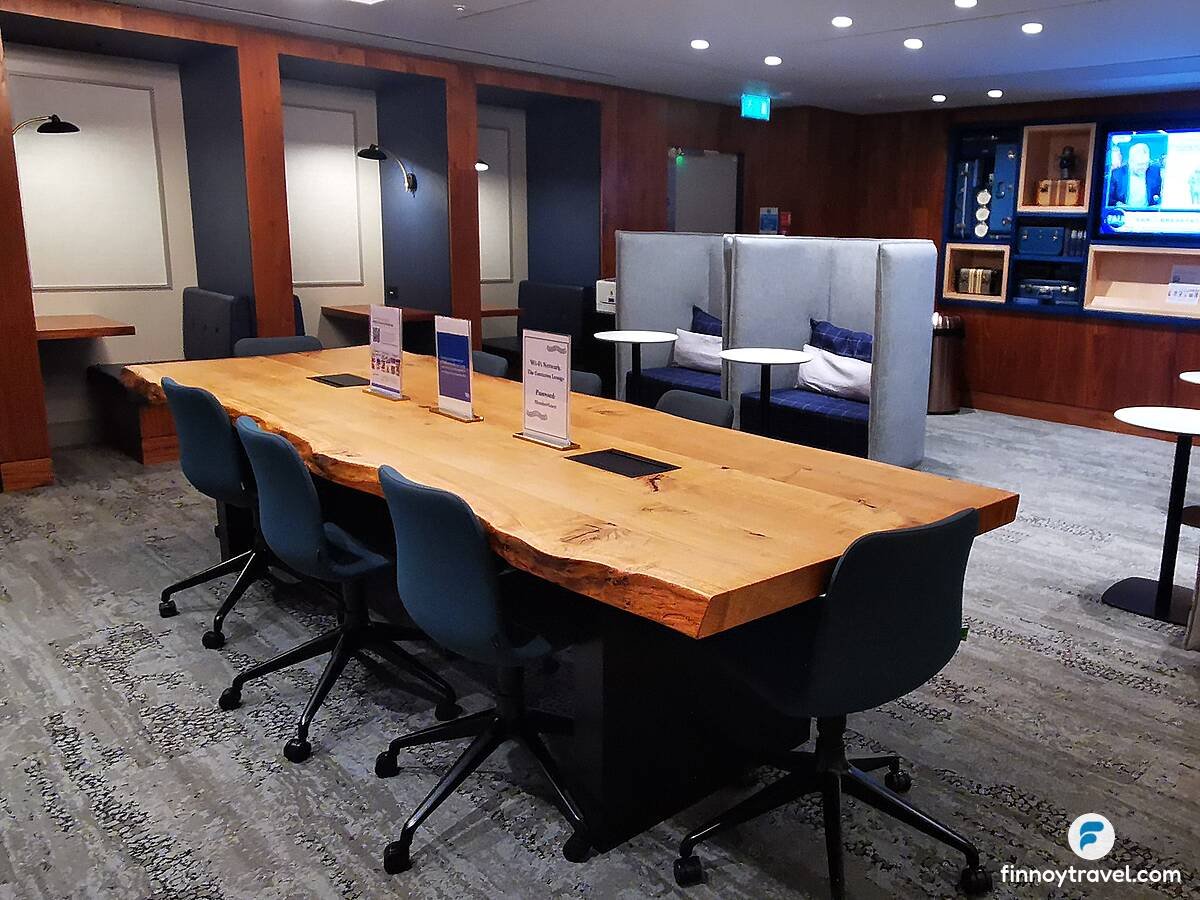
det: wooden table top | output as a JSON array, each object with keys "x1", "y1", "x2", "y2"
[
  {"x1": 124, "y1": 347, "x2": 1018, "y2": 639},
  {"x1": 321, "y1": 304, "x2": 519, "y2": 323},
  {"x1": 36, "y1": 315, "x2": 136, "y2": 341}
]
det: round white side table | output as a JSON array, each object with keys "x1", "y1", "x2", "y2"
[
  {"x1": 720, "y1": 347, "x2": 812, "y2": 437},
  {"x1": 594, "y1": 330, "x2": 678, "y2": 405}
]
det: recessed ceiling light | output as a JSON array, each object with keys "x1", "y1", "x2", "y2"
[
  {"x1": 903, "y1": 37, "x2": 924, "y2": 50},
  {"x1": 690, "y1": 38, "x2": 710, "y2": 50},
  {"x1": 1021, "y1": 22, "x2": 1043, "y2": 34},
  {"x1": 954, "y1": 0, "x2": 977, "y2": 7},
  {"x1": 764, "y1": 55, "x2": 783, "y2": 66},
  {"x1": 931, "y1": 94, "x2": 948, "y2": 103},
  {"x1": 831, "y1": 15, "x2": 853, "y2": 28},
  {"x1": 345, "y1": 0, "x2": 388, "y2": 4},
  {"x1": 988, "y1": 89, "x2": 1004, "y2": 99}
]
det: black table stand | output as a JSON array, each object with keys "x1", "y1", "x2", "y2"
[
  {"x1": 1102, "y1": 434, "x2": 1194, "y2": 624},
  {"x1": 759, "y1": 363, "x2": 772, "y2": 436},
  {"x1": 630, "y1": 343, "x2": 642, "y2": 406}
]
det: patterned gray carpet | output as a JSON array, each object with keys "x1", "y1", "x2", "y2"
[{"x1": 1, "y1": 409, "x2": 1198, "y2": 899}]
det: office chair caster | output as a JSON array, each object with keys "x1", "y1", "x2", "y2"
[
  {"x1": 562, "y1": 830, "x2": 591, "y2": 863},
  {"x1": 283, "y1": 738, "x2": 312, "y2": 763},
  {"x1": 673, "y1": 854, "x2": 705, "y2": 887},
  {"x1": 374, "y1": 751, "x2": 400, "y2": 778},
  {"x1": 960, "y1": 864, "x2": 992, "y2": 895},
  {"x1": 434, "y1": 701, "x2": 463, "y2": 722},
  {"x1": 383, "y1": 840, "x2": 412, "y2": 874},
  {"x1": 218, "y1": 687, "x2": 242, "y2": 711},
  {"x1": 884, "y1": 769, "x2": 912, "y2": 793},
  {"x1": 159, "y1": 598, "x2": 178, "y2": 618},
  {"x1": 201, "y1": 630, "x2": 226, "y2": 650}
]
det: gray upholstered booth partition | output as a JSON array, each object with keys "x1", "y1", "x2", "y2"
[
  {"x1": 725, "y1": 236, "x2": 937, "y2": 467},
  {"x1": 614, "y1": 231, "x2": 728, "y2": 401}
]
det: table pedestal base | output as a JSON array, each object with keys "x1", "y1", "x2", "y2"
[{"x1": 1101, "y1": 576, "x2": 1192, "y2": 625}]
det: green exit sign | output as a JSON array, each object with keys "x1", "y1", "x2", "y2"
[{"x1": 741, "y1": 93, "x2": 771, "y2": 121}]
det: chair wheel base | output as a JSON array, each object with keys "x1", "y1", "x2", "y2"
[
  {"x1": 383, "y1": 840, "x2": 411, "y2": 874},
  {"x1": 218, "y1": 687, "x2": 242, "y2": 711},
  {"x1": 960, "y1": 864, "x2": 992, "y2": 895},
  {"x1": 674, "y1": 854, "x2": 705, "y2": 887},
  {"x1": 159, "y1": 599, "x2": 178, "y2": 618},
  {"x1": 562, "y1": 831, "x2": 591, "y2": 863},
  {"x1": 375, "y1": 751, "x2": 399, "y2": 779},
  {"x1": 283, "y1": 738, "x2": 312, "y2": 763},
  {"x1": 201, "y1": 630, "x2": 225, "y2": 650},
  {"x1": 885, "y1": 770, "x2": 913, "y2": 793},
  {"x1": 434, "y1": 701, "x2": 463, "y2": 722}
]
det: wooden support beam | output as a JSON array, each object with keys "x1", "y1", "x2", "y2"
[{"x1": 445, "y1": 67, "x2": 482, "y2": 345}]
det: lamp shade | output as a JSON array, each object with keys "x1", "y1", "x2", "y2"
[
  {"x1": 37, "y1": 114, "x2": 80, "y2": 134},
  {"x1": 356, "y1": 144, "x2": 388, "y2": 161}
]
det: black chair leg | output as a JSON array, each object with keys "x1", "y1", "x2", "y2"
[
  {"x1": 842, "y1": 767, "x2": 982, "y2": 870},
  {"x1": 822, "y1": 772, "x2": 846, "y2": 900},
  {"x1": 383, "y1": 719, "x2": 506, "y2": 875},
  {"x1": 159, "y1": 549, "x2": 253, "y2": 617},
  {"x1": 367, "y1": 638, "x2": 461, "y2": 719},
  {"x1": 221, "y1": 629, "x2": 341, "y2": 706},
  {"x1": 375, "y1": 711, "x2": 495, "y2": 777},
  {"x1": 203, "y1": 550, "x2": 267, "y2": 649},
  {"x1": 517, "y1": 727, "x2": 591, "y2": 862},
  {"x1": 283, "y1": 633, "x2": 353, "y2": 763}
]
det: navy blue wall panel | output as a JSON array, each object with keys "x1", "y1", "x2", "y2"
[
  {"x1": 526, "y1": 98, "x2": 602, "y2": 287},
  {"x1": 377, "y1": 79, "x2": 451, "y2": 313},
  {"x1": 179, "y1": 48, "x2": 255, "y2": 300}
]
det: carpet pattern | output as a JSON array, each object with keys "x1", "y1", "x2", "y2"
[{"x1": 1, "y1": 409, "x2": 1198, "y2": 899}]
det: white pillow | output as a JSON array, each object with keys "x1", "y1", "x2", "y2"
[
  {"x1": 796, "y1": 343, "x2": 871, "y2": 402},
  {"x1": 672, "y1": 328, "x2": 723, "y2": 374}
]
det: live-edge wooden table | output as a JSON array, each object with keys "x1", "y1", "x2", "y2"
[{"x1": 124, "y1": 347, "x2": 1018, "y2": 850}]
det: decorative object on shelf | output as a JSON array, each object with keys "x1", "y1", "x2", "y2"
[
  {"x1": 1016, "y1": 278, "x2": 1079, "y2": 306},
  {"x1": 1018, "y1": 226, "x2": 1065, "y2": 256},
  {"x1": 953, "y1": 159, "x2": 982, "y2": 238},
  {"x1": 1167, "y1": 265, "x2": 1200, "y2": 307},
  {"x1": 1066, "y1": 228, "x2": 1087, "y2": 257},
  {"x1": 989, "y1": 144, "x2": 1019, "y2": 236},
  {"x1": 956, "y1": 267, "x2": 1002, "y2": 296},
  {"x1": 1036, "y1": 178, "x2": 1082, "y2": 207},
  {"x1": 1058, "y1": 144, "x2": 1077, "y2": 180},
  {"x1": 356, "y1": 144, "x2": 418, "y2": 194},
  {"x1": 11, "y1": 113, "x2": 79, "y2": 136}
]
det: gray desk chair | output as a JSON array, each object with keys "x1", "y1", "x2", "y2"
[
  {"x1": 656, "y1": 389, "x2": 735, "y2": 428},
  {"x1": 672, "y1": 509, "x2": 991, "y2": 898},
  {"x1": 374, "y1": 466, "x2": 590, "y2": 874},
  {"x1": 472, "y1": 349, "x2": 509, "y2": 378},
  {"x1": 233, "y1": 335, "x2": 323, "y2": 357},
  {"x1": 570, "y1": 370, "x2": 602, "y2": 396},
  {"x1": 219, "y1": 418, "x2": 460, "y2": 763},
  {"x1": 158, "y1": 377, "x2": 269, "y2": 647}
]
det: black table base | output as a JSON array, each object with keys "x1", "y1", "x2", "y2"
[{"x1": 1101, "y1": 577, "x2": 1192, "y2": 626}]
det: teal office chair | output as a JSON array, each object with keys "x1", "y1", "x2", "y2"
[
  {"x1": 233, "y1": 335, "x2": 323, "y2": 357},
  {"x1": 220, "y1": 418, "x2": 460, "y2": 763},
  {"x1": 158, "y1": 377, "x2": 271, "y2": 648},
  {"x1": 656, "y1": 389, "x2": 735, "y2": 428},
  {"x1": 471, "y1": 349, "x2": 509, "y2": 378},
  {"x1": 374, "y1": 466, "x2": 590, "y2": 874},
  {"x1": 672, "y1": 509, "x2": 991, "y2": 898},
  {"x1": 570, "y1": 370, "x2": 603, "y2": 396}
]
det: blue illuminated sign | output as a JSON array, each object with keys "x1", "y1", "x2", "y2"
[{"x1": 741, "y1": 93, "x2": 771, "y2": 121}]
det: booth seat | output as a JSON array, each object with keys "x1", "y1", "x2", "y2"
[
  {"x1": 628, "y1": 366, "x2": 722, "y2": 409},
  {"x1": 739, "y1": 388, "x2": 869, "y2": 458}
]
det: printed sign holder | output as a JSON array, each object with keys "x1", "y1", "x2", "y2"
[
  {"x1": 364, "y1": 388, "x2": 409, "y2": 402},
  {"x1": 366, "y1": 305, "x2": 408, "y2": 401},
  {"x1": 517, "y1": 329, "x2": 576, "y2": 450},
  {"x1": 427, "y1": 405, "x2": 483, "y2": 423},
  {"x1": 512, "y1": 432, "x2": 579, "y2": 451}
]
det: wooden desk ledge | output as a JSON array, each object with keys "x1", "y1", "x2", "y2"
[
  {"x1": 36, "y1": 315, "x2": 136, "y2": 341},
  {"x1": 124, "y1": 348, "x2": 1018, "y2": 639}
]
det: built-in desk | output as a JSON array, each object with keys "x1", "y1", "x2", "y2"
[
  {"x1": 122, "y1": 347, "x2": 1018, "y2": 848},
  {"x1": 36, "y1": 315, "x2": 136, "y2": 341},
  {"x1": 320, "y1": 304, "x2": 519, "y2": 323}
]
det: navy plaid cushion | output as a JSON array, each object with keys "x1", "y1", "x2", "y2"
[
  {"x1": 691, "y1": 306, "x2": 722, "y2": 337},
  {"x1": 642, "y1": 366, "x2": 722, "y2": 397},
  {"x1": 810, "y1": 319, "x2": 873, "y2": 363},
  {"x1": 768, "y1": 387, "x2": 869, "y2": 422}
]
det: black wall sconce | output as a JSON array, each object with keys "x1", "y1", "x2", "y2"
[
  {"x1": 12, "y1": 114, "x2": 80, "y2": 136},
  {"x1": 357, "y1": 144, "x2": 417, "y2": 194}
]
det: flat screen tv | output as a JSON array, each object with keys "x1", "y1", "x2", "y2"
[{"x1": 1100, "y1": 128, "x2": 1200, "y2": 237}]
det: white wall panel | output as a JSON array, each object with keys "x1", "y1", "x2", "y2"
[
  {"x1": 478, "y1": 124, "x2": 512, "y2": 283},
  {"x1": 11, "y1": 74, "x2": 170, "y2": 291}
]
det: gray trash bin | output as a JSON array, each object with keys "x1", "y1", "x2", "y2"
[{"x1": 928, "y1": 314, "x2": 964, "y2": 415}]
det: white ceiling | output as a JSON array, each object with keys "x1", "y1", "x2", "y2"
[{"x1": 114, "y1": 0, "x2": 1200, "y2": 113}]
